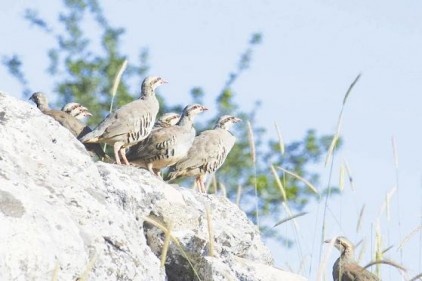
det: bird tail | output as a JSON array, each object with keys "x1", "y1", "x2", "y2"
[
  {"x1": 165, "y1": 171, "x2": 177, "y2": 182},
  {"x1": 78, "y1": 132, "x2": 99, "y2": 143},
  {"x1": 165, "y1": 168, "x2": 184, "y2": 182},
  {"x1": 85, "y1": 143, "x2": 107, "y2": 159}
]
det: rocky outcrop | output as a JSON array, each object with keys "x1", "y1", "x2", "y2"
[{"x1": 0, "y1": 92, "x2": 306, "y2": 281}]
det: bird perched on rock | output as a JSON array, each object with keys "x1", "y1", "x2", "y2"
[
  {"x1": 80, "y1": 76, "x2": 167, "y2": 165},
  {"x1": 61, "y1": 102, "x2": 92, "y2": 120},
  {"x1": 126, "y1": 104, "x2": 208, "y2": 176},
  {"x1": 29, "y1": 92, "x2": 107, "y2": 160},
  {"x1": 166, "y1": 115, "x2": 241, "y2": 192},
  {"x1": 126, "y1": 112, "x2": 180, "y2": 158},
  {"x1": 325, "y1": 236, "x2": 380, "y2": 281}
]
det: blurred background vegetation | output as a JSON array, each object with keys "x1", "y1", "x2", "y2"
[{"x1": 2, "y1": 0, "x2": 340, "y2": 245}]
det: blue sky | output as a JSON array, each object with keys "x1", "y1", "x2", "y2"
[{"x1": 1, "y1": 1, "x2": 421, "y2": 280}]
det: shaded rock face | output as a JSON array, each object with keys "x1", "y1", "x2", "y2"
[{"x1": 0, "y1": 93, "x2": 307, "y2": 281}]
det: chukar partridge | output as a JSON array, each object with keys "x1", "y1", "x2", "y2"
[
  {"x1": 325, "y1": 236, "x2": 380, "y2": 281},
  {"x1": 126, "y1": 112, "x2": 180, "y2": 155},
  {"x1": 80, "y1": 76, "x2": 167, "y2": 165},
  {"x1": 61, "y1": 102, "x2": 92, "y2": 119},
  {"x1": 166, "y1": 115, "x2": 241, "y2": 192},
  {"x1": 126, "y1": 104, "x2": 208, "y2": 176},
  {"x1": 29, "y1": 92, "x2": 107, "y2": 160}
]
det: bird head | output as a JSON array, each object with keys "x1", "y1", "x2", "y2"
[
  {"x1": 182, "y1": 104, "x2": 208, "y2": 117},
  {"x1": 29, "y1": 92, "x2": 49, "y2": 110},
  {"x1": 157, "y1": 112, "x2": 181, "y2": 127},
  {"x1": 325, "y1": 236, "x2": 354, "y2": 254},
  {"x1": 143, "y1": 75, "x2": 167, "y2": 90},
  {"x1": 215, "y1": 115, "x2": 242, "y2": 130},
  {"x1": 62, "y1": 102, "x2": 92, "y2": 120}
]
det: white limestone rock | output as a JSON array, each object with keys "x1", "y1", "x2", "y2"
[{"x1": 0, "y1": 92, "x2": 307, "y2": 281}]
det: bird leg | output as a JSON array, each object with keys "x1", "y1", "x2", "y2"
[
  {"x1": 201, "y1": 175, "x2": 208, "y2": 193},
  {"x1": 154, "y1": 168, "x2": 163, "y2": 179},
  {"x1": 113, "y1": 142, "x2": 122, "y2": 165},
  {"x1": 120, "y1": 147, "x2": 130, "y2": 165},
  {"x1": 147, "y1": 163, "x2": 156, "y2": 175},
  {"x1": 195, "y1": 176, "x2": 206, "y2": 193},
  {"x1": 194, "y1": 177, "x2": 201, "y2": 192}
]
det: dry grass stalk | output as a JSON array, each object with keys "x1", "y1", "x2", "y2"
[
  {"x1": 161, "y1": 224, "x2": 173, "y2": 268},
  {"x1": 104, "y1": 59, "x2": 128, "y2": 152},
  {"x1": 273, "y1": 212, "x2": 308, "y2": 228},
  {"x1": 343, "y1": 160, "x2": 354, "y2": 190},
  {"x1": 410, "y1": 273, "x2": 422, "y2": 281},
  {"x1": 280, "y1": 201, "x2": 304, "y2": 261},
  {"x1": 391, "y1": 136, "x2": 399, "y2": 170},
  {"x1": 271, "y1": 165, "x2": 287, "y2": 201},
  {"x1": 143, "y1": 216, "x2": 202, "y2": 281},
  {"x1": 205, "y1": 204, "x2": 215, "y2": 257},
  {"x1": 109, "y1": 59, "x2": 128, "y2": 113},
  {"x1": 76, "y1": 252, "x2": 98, "y2": 281},
  {"x1": 297, "y1": 255, "x2": 309, "y2": 276},
  {"x1": 325, "y1": 73, "x2": 361, "y2": 166},
  {"x1": 391, "y1": 135, "x2": 403, "y2": 263},
  {"x1": 363, "y1": 259, "x2": 407, "y2": 273},
  {"x1": 339, "y1": 162, "x2": 345, "y2": 191},
  {"x1": 382, "y1": 245, "x2": 394, "y2": 254},
  {"x1": 247, "y1": 120, "x2": 259, "y2": 226},
  {"x1": 378, "y1": 187, "x2": 396, "y2": 220},
  {"x1": 397, "y1": 224, "x2": 422, "y2": 251},
  {"x1": 51, "y1": 261, "x2": 60, "y2": 281},
  {"x1": 142, "y1": 217, "x2": 173, "y2": 268},
  {"x1": 246, "y1": 121, "x2": 256, "y2": 163},
  {"x1": 219, "y1": 182, "x2": 227, "y2": 197},
  {"x1": 375, "y1": 227, "x2": 383, "y2": 276},
  {"x1": 356, "y1": 204, "x2": 365, "y2": 233},
  {"x1": 169, "y1": 237, "x2": 202, "y2": 281},
  {"x1": 325, "y1": 133, "x2": 340, "y2": 167},
  {"x1": 274, "y1": 122, "x2": 285, "y2": 155},
  {"x1": 276, "y1": 166, "x2": 318, "y2": 194},
  {"x1": 317, "y1": 237, "x2": 336, "y2": 281},
  {"x1": 357, "y1": 239, "x2": 366, "y2": 264}
]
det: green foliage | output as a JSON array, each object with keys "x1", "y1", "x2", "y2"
[
  {"x1": 2, "y1": 55, "x2": 29, "y2": 96},
  {"x1": 16, "y1": 0, "x2": 150, "y2": 125},
  {"x1": 1, "y1": 0, "x2": 340, "y2": 242}
]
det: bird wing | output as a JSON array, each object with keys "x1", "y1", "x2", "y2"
[
  {"x1": 172, "y1": 129, "x2": 235, "y2": 176},
  {"x1": 338, "y1": 263, "x2": 380, "y2": 281},
  {"x1": 45, "y1": 110, "x2": 86, "y2": 137},
  {"x1": 128, "y1": 126, "x2": 193, "y2": 162},
  {"x1": 82, "y1": 98, "x2": 158, "y2": 143}
]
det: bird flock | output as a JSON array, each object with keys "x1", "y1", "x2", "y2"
[
  {"x1": 29, "y1": 75, "x2": 241, "y2": 193},
  {"x1": 28, "y1": 76, "x2": 387, "y2": 280}
]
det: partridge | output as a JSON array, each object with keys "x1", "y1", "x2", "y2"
[
  {"x1": 79, "y1": 76, "x2": 167, "y2": 165},
  {"x1": 61, "y1": 102, "x2": 92, "y2": 119},
  {"x1": 126, "y1": 104, "x2": 208, "y2": 176},
  {"x1": 29, "y1": 92, "x2": 106, "y2": 159},
  {"x1": 166, "y1": 115, "x2": 241, "y2": 192},
  {"x1": 325, "y1": 236, "x2": 380, "y2": 281}
]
